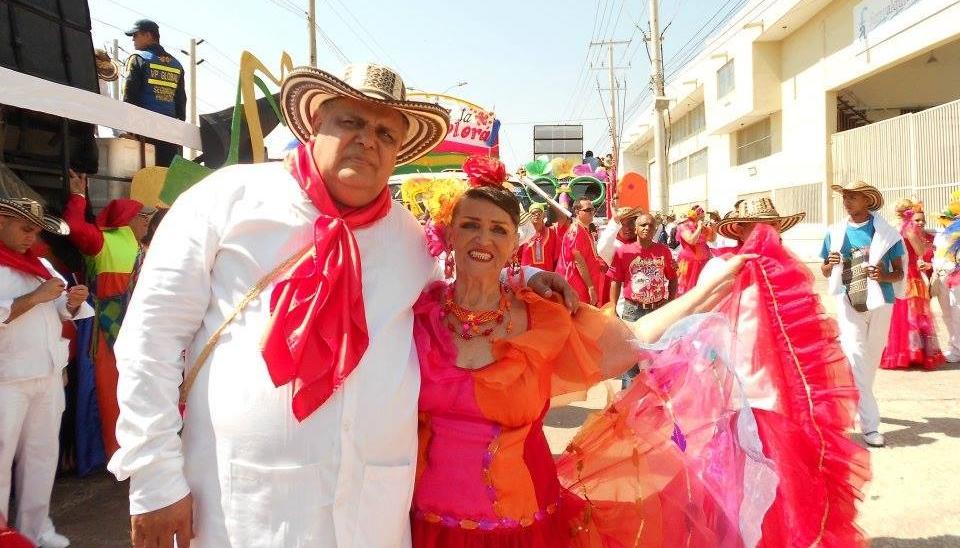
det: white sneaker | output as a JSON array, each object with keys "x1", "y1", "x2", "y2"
[
  {"x1": 863, "y1": 431, "x2": 885, "y2": 448},
  {"x1": 39, "y1": 531, "x2": 70, "y2": 548}
]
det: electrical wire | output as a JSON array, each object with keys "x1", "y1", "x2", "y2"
[
  {"x1": 560, "y1": 0, "x2": 609, "y2": 121},
  {"x1": 329, "y1": 0, "x2": 404, "y2": 70},
  {"x1": 320, "y1": 0, "x2": 380, "y2": 60}
]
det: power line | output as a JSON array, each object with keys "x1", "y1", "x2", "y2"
[
  {"x1": 501, "y1": 116, "x2": 608, "y2": 126},
  {"x1": 329, "y1": 0, "x2": 403, "y2": 70},
  {"x1": 91, "y1": 16, "x2": 125, "y2": 34},
  {"x1": 616, "y1": 0, "x2": 746, "y2": 142},
  {"x1": 572, "y1": 0, "x2": 624, "y2": 120},
  {"x1": 565, "y1": 0, "x2": 621, "y2": 121},
  {"x1": 321, "y1": 0, "x2": 380, "y2": 60},
  {"x1": 313, "y1": 22, "x2": 351, "y2": 65},
  {"x1": 663, "y1": 0, "x2": 746, "y2": 73},
  {"x1": 560, "y1": 0, "x2": 608, "y2": 121},
  {"x1": 262, "y1": 0, "x2": 350, "y2": 65},
  {"x1": 92, "y1": 0, "x2": 240, "y2": 71}
]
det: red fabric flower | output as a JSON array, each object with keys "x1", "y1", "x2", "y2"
[{"x1": 463, "y1": 155, "x2": 507, "y2": 188}]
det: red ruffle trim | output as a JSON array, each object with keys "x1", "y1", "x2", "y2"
[
  {"x1": 733, "y1": 225, "x2": 872, "y2": 548},
  {"x1": 0, "y1": 527, "x2": 34, "y2": 548}
]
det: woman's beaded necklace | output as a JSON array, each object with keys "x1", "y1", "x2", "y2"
[{"x1": 442, "y1": 283, "x2": 513, "y2": 340}]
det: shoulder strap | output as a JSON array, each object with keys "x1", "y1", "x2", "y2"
[{"x1": 179, "y1": 243, "x2": 312, "y2": 404}]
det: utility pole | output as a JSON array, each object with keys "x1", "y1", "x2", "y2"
[
  {"x1": 590, "y1": 39, "x2": 630, "y2": 215},
  {"x1": 181, "y1": 39, "x2": 205, "y2": 158},
  {"x1": 308, "y1": 0, "x2": 318, "y2": 67},
  {"x1": 649, "y1": 0, "x2": 670, "y2": 213},
  {"x1": 111, "y1": 38, "x2": 120, "y2": 100}
]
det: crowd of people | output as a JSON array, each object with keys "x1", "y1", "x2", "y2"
[{"x1": 2, "y1": 52, "x2": 960, "y2": 548}]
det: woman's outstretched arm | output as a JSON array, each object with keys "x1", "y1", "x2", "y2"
[{"x1": 596, "y1": 254, "x2": 756, "y2": 379}]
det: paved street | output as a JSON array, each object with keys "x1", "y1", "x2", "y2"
[{"x1": 48, "y1": 269, "x2": 960, "y2": 547}]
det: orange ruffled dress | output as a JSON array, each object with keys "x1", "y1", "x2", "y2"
[{"x1": 411, "y1": 283, "x2": 776, "y2": 547}]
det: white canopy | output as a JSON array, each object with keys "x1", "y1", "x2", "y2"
[{"x1": 0, "y1": 66, "x2": 202, "y2": 150}]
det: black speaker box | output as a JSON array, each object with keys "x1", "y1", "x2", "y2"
[{"x1": 0, "y1": 0, "x2": 98, "y2": 93}]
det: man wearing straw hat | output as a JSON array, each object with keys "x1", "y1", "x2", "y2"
[
  {"x1": 820, "y1": 181, "x2": 905, "y2": 448},
  {"x1": 107, "y1": 63, "x2": 575, "y2": 548},
  {"x1": 0, "y1": 198, "x2": 92, "y2": 548},
  {"x1": 932, "y1": 192, "x2": 960, "y2": 362}
]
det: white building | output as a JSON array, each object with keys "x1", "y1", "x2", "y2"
[{"x1": 622, "y1": 0, "x2": 960, "y2": 258}]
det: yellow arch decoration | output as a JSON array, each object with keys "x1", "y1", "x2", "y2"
[{"x1": 239, "y1": 51, "x2": 294, "y2": 163}]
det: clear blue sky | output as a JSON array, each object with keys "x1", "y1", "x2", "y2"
[{"x1": 89, "y1": 0, "x2": 732, "y2": 171}]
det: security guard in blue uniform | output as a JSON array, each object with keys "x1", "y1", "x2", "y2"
[{"x1": 122, "y1": 19, "x2": 186, "y2": 167}]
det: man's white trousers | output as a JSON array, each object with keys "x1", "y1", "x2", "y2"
[
  {"x1": 835, "y1": 299, "x2": 893, "y2": 434},
  {"x1": 0, "y1": 372, "x2": 64, "y2": 543},
  {"x1": 932, "y1": 276, "x2": 960, "y2": 360}
]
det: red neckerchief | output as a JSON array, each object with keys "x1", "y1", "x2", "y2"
[
  {"x1": 0, "y1": 243, "x2": 51, "y2": 280},
  {"x1": 261, "y1": 143, "x2": 392, "y2": 421}
]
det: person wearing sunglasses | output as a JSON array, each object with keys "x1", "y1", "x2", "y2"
[{"x1": 557, "y1": 199, "x2": 605, "y2": 305}]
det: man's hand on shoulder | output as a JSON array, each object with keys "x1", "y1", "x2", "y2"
[
  {"x1": 527, "y1": 270, "x2": 580, "y2": 313},
  {"x1": 131, "y1": 493, "x2": 193, "y2": 548}
]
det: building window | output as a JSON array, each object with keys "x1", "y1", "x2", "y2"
[
  {"x1": 736, "y1": 118, "x2": 771, "y2": 165},
  {"x1": 672, "y1": 115, "x2": 690, "y2": 142},
  {"x1": 669, "y1": 148, "x2": 708, "y2": 183},
  {"x1": 670, "y1": 103, "x2": 706, "y2": 143},
  {"x1": 717, "y1": 59, "x2": 735, "y2": 98},
  {"x1": 689, "y1": 148, "x2": 707, "y2": 177},
  {"x1": 689, "y1": 103, "x2": 705, "y2": 135},
  {"x1": 773, "y1": 183, "x2": 822, "y2": 223},
  {"x1": 669, "y1": 157, "x2": 688, "y2": 183}
]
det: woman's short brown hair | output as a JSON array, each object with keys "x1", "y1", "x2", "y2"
[{"x1": 453, "y1": 186, "x2": 521, "y2": 227}]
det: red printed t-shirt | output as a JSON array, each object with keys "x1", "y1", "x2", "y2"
[{"x1": 607, "y1": 241, "x2": 676, "y2": 304}]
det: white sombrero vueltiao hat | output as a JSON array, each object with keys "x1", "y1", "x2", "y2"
[
  {"x1": 715, "y1": 197, "x2": 805, "y2": 240},
  {"x1": 0, "y1": 198, "x2": 70, "y2": 235},
  {"x1": 281, "y1": 63, "x2": 451, "y2": 166}
]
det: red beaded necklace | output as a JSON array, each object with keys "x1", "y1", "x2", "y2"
[{"x1": 442, "y1": 283, "x2": 514, "y2": 340}]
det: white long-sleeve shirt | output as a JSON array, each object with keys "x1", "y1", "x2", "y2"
[
  {"x1": 108, "y1": 162, "x2": 436, "y2": 547},
  {"x1": 0, "y1": 259, "x2": 93, "y2": 384}
]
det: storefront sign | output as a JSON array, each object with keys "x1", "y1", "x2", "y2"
[{"x1": 854, "y1": 0, "x2": 958, "y2": 47}]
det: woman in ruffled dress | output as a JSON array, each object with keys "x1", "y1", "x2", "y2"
[
  {"x1": 695, "y1": 197, "x2": 872, "y2": 547},
  {"x1": 414, "y1": 154, "x2": 877, "y2": 546},
  {"x1": 675, "y1": 205, "x2": 714, "y2": 296},
  {"x1": 881, "y1": 199, "x2": 945, "y2": 370},
  {"x1": 412, "y1": 156, "x2": 778, "y2": 547}
]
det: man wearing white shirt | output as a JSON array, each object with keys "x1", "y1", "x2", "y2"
[
  {"x1": 108, "y1": 63, "x2": 575, "y2": 548},
  {"x1": 932, "y1": 214, "x2": 960, "y2": 361},
  {"x1": 0, "y1": 198, "x2": 93, "y2": 548}
]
